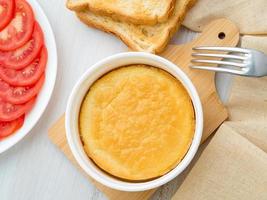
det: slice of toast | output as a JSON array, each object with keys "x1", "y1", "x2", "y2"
[
  {"x1": 67, "y1": 0, "x2": 176, "y2": 25},
  {"x1": 76, "y1": 0, "x2": 196, "y2": 54}
]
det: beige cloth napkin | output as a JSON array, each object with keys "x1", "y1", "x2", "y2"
[
  {"x1": 226, "y1": 76, "x2": 267, "y2": 152},
  {"x1": 172, "y1": 124, "x2": 267, "y2": 200},
  {"x1": 182, "y1": 0, "x2": 267, "y2": 34},
  {"x1": 171, "y1": 28, "x2": 267, "y2": 199},
  {"x1": 182, "y1": 0, "x2": 267, "y2": 52},
  {"x1": 171, "y1": 75, "x2": 267, "y2": 199},
  {"x1": 241, "y1": 35, "x2": 267, "y2": 54},
  {"x1": 225, "y1": 36, "x2": 267, "y2": 153}
]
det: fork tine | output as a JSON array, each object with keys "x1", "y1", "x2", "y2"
[
  {"x1": 193, "y1": 46, "x2": 250, "y2": 54},
  {"x1": 191, "y1": 59, "x2": 246, "y2": 67},
  {"x1": 190, "y1": 65, "x2": 245, "y2": 75},
  {"x1": 192, "y1": 53, "x2": 246, "y2": 60}
]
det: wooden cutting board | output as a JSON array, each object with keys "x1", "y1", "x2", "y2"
[{"x1": 48, "y1": 19, "x2": 239, "y2": 200}]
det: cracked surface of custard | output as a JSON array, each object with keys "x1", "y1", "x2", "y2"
[{"x1": 79, "y1": 65, "x2": 195, "y2": 181}]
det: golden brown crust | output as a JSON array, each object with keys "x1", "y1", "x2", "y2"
[
  {"x1": 154, "y1": 0, "x2": 197, "y2": 53},
  {"x1": 159, "y1": 0, "x2": 175, "y2": 23},
  {"x1": 76, "y1": 13, "x2": 150, "y2": 52},
  {"x1": 66, "y1": 0, "x2": 88, "y2": 11},
  {"x1": 76, "y1": 0, "x2": 196, "y2": 54},
  {"x1": 68, "y1": 0, "x2": 176, "y2": 25}
]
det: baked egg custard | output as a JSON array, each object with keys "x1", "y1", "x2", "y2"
[{"x1": 79, "y1": 65, "x2": 195, "y2": 181}]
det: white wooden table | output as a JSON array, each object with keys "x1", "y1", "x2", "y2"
[{"x1": 0, "y1": 1, "x2": 233, "y2": 199}]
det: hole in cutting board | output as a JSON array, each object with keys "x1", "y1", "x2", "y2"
[{"x1": 218, "y1": 32, "x2": 226, "y2": 39}]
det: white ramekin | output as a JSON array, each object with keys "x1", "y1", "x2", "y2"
[{"x1": 65, "y1": 52, "x2": 203, "y2": 192}]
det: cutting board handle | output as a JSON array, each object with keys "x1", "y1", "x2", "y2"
[
  {"x1": 194, "y1": 18, "x2": 240, "y2": 46},
  {"x1": 161, "y1": 18, "x2": 239, "y2": 141},
  {"x1": 162, "y1": 18, "x2": 240, "y2": 69}
]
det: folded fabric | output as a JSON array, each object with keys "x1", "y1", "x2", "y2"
[
  {"x1": 241, "y1": 35, "x2": 267, "y2": 54},
  {"x1": 226, "y1": 36, "x2": 267, "y2": 152},
  {"x1": 182, "y1": 0, "x2": 267, "y2": 34},
  {"x1": 172, "y1": 124, "x2": 267, "y2": 200}
]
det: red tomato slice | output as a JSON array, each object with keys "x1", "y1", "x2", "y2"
[
  {"x1": 0, "y1": 0, "x2": 34, "y2": 51},
  {"x1": 0, "y1": 97, "x2": 35, "y2": 121},
  {"x1": 0, "y1": 46, "x2": 47, "y2": 86},
  {"x1": 0, "y1": 0, "x2": 15, "y2": 31},
  {"x1": 0, "y1": 50, "x2": 5, "y2": 62},
  {"x1": 2, "y1": 22, "x2": 44, "y2": 69},
  {"x1": 0, "y1": 74, "x2": 44, "y2": 104},
  {"x1": 0, "y1": 115, "x2": 24, "y2": 140}
]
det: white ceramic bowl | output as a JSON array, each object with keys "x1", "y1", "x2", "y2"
[{"x1": 65, "y1": 52, "x2": 203, "y2": 192}]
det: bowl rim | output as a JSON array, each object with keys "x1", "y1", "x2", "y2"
[{"x1": 65, "y1": 52, "x2": 203, "y2": 192}]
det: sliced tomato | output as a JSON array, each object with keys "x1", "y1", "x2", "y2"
[
  {"x1": 0, "y1": 0, "x2": 15, "y2": 31},
  {"x1": 0, "y1": 0, "x2": 34, "y2": 51},
  {"x1": 3, "y1": 22, "x2": 44, "y2": 69},
  {"x1": 0, "y1": 115, "x2": 24, "y2": 140},
  {"x1": 0, "y1": 74, "x2": 44, "y2": 104},
  {"x1": 0, "y1": 97, "x2": 35, "y2": 121},
  {"x1": 0, "y1": 47, "x2": 47, "y2": 86},
  {"x1": 0, "y1": 50, "x2": 5, "y2": 62}
]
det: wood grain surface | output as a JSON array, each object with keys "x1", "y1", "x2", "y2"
[{"x1": 48, "y1": 19, "x2": 239, "y2": 200}]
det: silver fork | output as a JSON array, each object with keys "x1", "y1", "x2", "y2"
[{"x1": 191, "y1": 46, "x2": 267, "y2": 77}]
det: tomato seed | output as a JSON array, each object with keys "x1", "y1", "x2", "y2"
[
  {"x1": 5, "y1": 105, "x2": 15, "y2": 113},
  {"x1": 13, "y1": 88, "x2": 26, "y2": 96}
]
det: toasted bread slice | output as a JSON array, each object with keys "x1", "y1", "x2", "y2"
[
  {"x1": 67, "y1": 0, "x2": 176, "y2": 25},
  {"x1": 76, "y1": 0, "x2": 196, "y2": 53}
]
